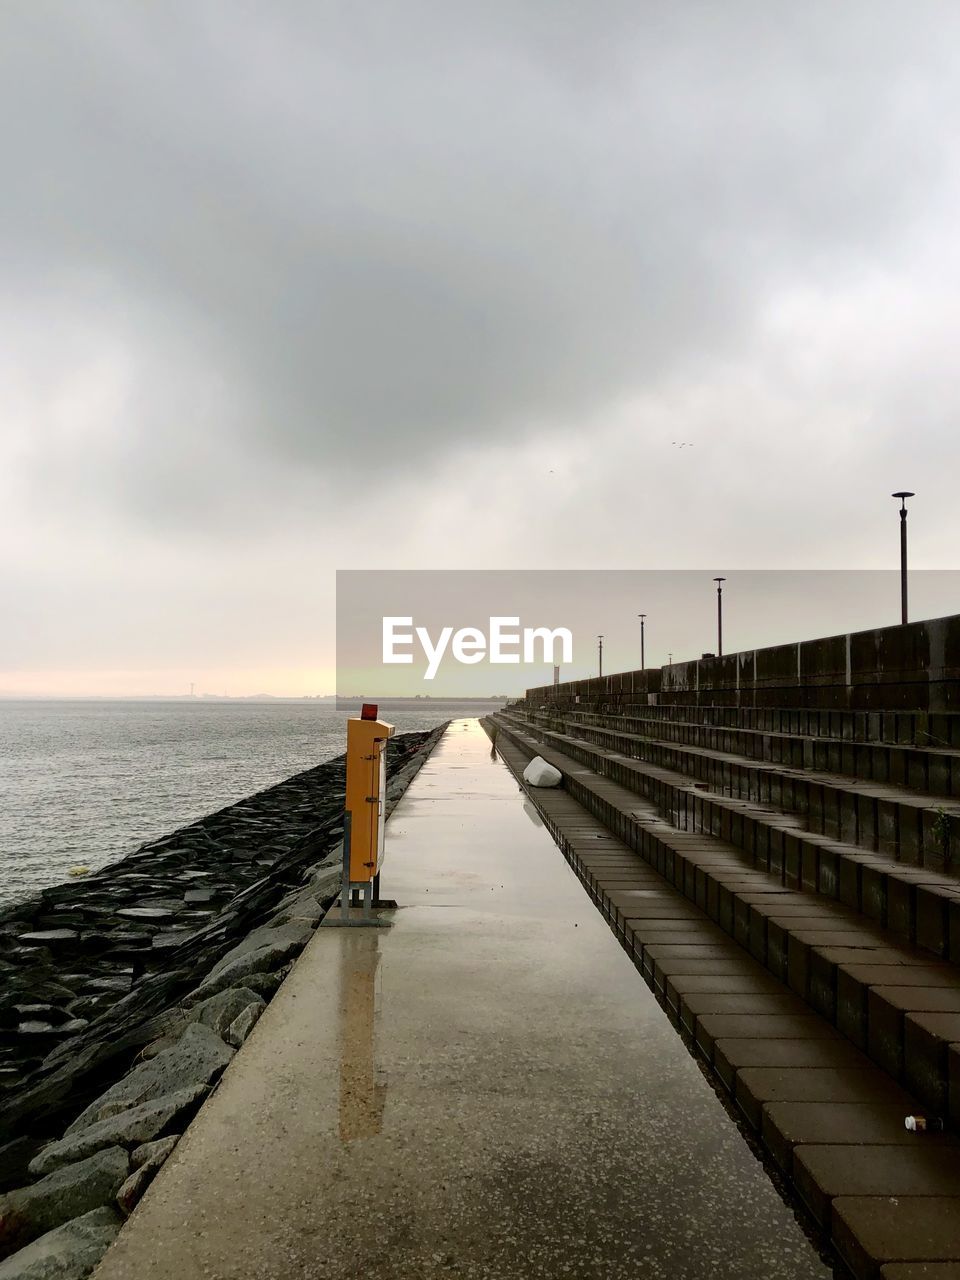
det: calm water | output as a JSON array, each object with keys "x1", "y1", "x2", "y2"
[{"x1": 0, "y1": 700, "x2": 499, "y2": 909}]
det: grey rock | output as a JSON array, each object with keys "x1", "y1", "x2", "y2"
[
  {"x1": 25, "y1": 1021, "x2": 88, "y2": 1038},
  {"x1": 0, "y1": 1139, "x2": 37, "y2": 1196},
  {"x1": 64, "y1": 999, "x2": 107, "y2": 1022},
  {"x1": 0, "y1": 1207, "x2": 120, "y2": 1280},
  {"x1": 114, "y1": 907, "x2": 174, "y2": 921},
  {"x1": 114, "y1": 1166, "x2": 152, "y2": 1218},
  {"x1": 236, "y1": 966, "x2": 291, "y2": 1000},
  {"x1": 191, "y1": 987, "x2": 263, "y2": 1039},
  {"x1": 266, "y1": 886, "x2": 329, "y2": 928},
  {"x1": 29, "y1": 1085, "x2": 208, "y2": 1177},
  {"x1": 16, "y1": 983, "x2": 75, "y2": 1005},
  {"x1": 10, "y1": 1007, "x2": 72, "y2": 1027},
  {"x1": 206, "y1": 922, "x2": 313, "y2": 982},
  {"x1": 187, "y1": 951, "x2": 280, "y2": 999},
  {"x1": 15, "y1": 931, "x2": 78, "y2": 945},
  {"x1": 130, "y1": 1135, "x2": 178, "y2": 1171},
  {"x1": 116, "y1": 1133, "x2": 179, "y2": 1217},
  {"x1": 225, "y1": 1002, "x2": 263, "y2": 1049},
  {"x1": 86, "y1": 978, "x2": 132, "y2": 995},
  {"x1": 0, "y1": 1147, "x2": 128, "y2": 1259},
  {"x1": 183, "y1": 889, "x2": 214, "y2": 904},
  {"x1": 149, "y1": 931, "x2": 195, "y2": 951},
  {"x1": 136, "y1": 1035, "x2": 179, "y2": 1061},
  {"x1": 65, "y1": 1024, "x2": 233, "y2": 1135},
  {"x1": 189, "y1": 929, "x2": 311, "y2": 999}
]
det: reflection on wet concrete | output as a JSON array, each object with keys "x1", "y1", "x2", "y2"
[
  {"x1": 337, "y1": 932, "x2": 385, "y2": 1143},
  {"x1": 521, "y1": 797, "x2": 544, "y2": 827}
]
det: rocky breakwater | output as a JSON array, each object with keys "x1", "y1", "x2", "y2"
[{"x1": 0, "y1": 724, "x2": 446, "y2": 1279}]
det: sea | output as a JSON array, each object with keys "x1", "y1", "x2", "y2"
[{"x1": 0, "y1": 699, "x2": 502, "y2": 910}]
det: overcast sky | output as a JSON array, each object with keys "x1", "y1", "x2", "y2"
[{"x1": 2, "y1": 2, "x2": 959, "y2": 695}]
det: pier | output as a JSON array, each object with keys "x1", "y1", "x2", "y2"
[
  {"x1": 8, "y1": 611, "x2": 960, "y2": 1279},
  {"x1": 91, "y1": 720, "x2": 831, "y2": 1279}
]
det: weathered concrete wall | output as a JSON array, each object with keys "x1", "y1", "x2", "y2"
[{"x1": 525, "y1": 612, "x2": 960, "y2": 713}]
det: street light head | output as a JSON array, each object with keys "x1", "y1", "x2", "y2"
[
  {"x1": 892, "y1": 491, "x2": 915, "y2": 499},
  {"x1": 713, "y1": 576, "x2": 726, "y2": 585}
]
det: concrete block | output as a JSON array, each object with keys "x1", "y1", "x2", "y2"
[
  {"x1": 867, "y1": 988, "x2": 910, "y2": 1081},
  {"x1": 801, "y1": 842, "x2": 819, "y2": 893},
  {"x1": 837, "y1": 968, "x2": 869, "y2": 1049},
  {"x1": 880, "y1": 1263, "x2": 960, "y2": 1279},
  {"x1": 949, "y1": 1044, "x2": 960, "y2": 1127},
  {"x1": 834, "y1": 1197, "x2": 960, "y2": 1280},
  {"x1": 693, "y1": 866, "x2": 709, "y2": 911},
  {"x1": 840, "y1": 794, "x2": 859, "y2": 845},
  {"x1": 735, "y1": 1070, "x2": 906, "y2": 1138},
  {"x1": 663, "y1": 971, "x2": 783, "y2": 1007},
  {"x1": 917, "y1": 888, "x2": 951, "y2": 958},
  {"x1": 929, "y1": 755, "x2": 951, "y2": 796},
  {"x1": 905, "y1": 1012, "x2": 960, "y2": 1115},
  {"x1": 732, "y1": 897, "x2": 751, "y2": 949},
  {"x1": 762, "y1": 1101, "x2": 956, "y2": 1175},
  {"x1": 748, "y1": 907, "x2": 768, "y2": 963},
  {"x1": 766, "y1": 920, "x2": 789, "y2": 982},
  {"x1": 695, "y1": 1013, "x2": 838, "y2": 1064},
  {"x1": 839, "y1": 856, "x2": 863, "y2": 911},
  {"x1": 878, "y1": 801, "x2": 900, "y2": 859},
  {"x1": 808, "y1": 786, "x2": 826, "y2": 835},
  {"x1": 752, "y1": 821, "x2": 771, "y2": 870},
  {"x1": 901, "y1": 808, "x2": 922, "y2": 864},
  {"x1": 681, "y1": 992, "x2": 804, "y2": 1038},
  {"x1": 818, "y1": 847, "x2": 841, "y2": 899},
  {"x1": 786, "y1": 933, "x2": 811, "y2": 998},
  {"x1": 888, "y1": 748, "x2": 907, "y2": 787},
  {"x1": 857, "y1": 795, "x2": 878, "y2": 852},
  {"x1": 862, "y1": 865, "x2": 888, "y2": 924},
  {"x1": 807, "y1": 950, "x2": 838, "y2": 1022},
  {"x1": 795, "y1": 1145, "x2": 960, "y2": 1229},
  {"x1": 887, "y1": 879, "x2": 917, "y2": 943},
  {"x1": 783, "y1": 834, "x2": 802, "y2": 888}
]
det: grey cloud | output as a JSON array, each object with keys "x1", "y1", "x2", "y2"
[{"x1": 4, "y1": 0, "x2": 960, "y2": 535}]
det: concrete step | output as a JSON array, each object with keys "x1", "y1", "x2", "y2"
[
  {"x1": 540, "y1": 713, "x2": 960, "y2": 876},
  {"x1": 492, "y1": 726, "x2": 960, "y2": 1279},
  {"x1": 492, "y1": 713, "x2": 960, "y2": 1130},
  {"x1": 535, "y1": 706, "x2": 960, "y2": 801},
  {"x1": 512, "y1": 709, "x2": 960, "y2": 870},
  {"x1": 518, "y1": 698, "x2": 960, "y2": 751},
  {"x1": 498, "y1": 709, "x2": 960, "y2": 960}
]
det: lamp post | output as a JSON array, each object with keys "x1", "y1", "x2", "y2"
[
  {"x1": 637, "y1": 614, "x2": 646, "y2": 669},
  {"x1": 597, "y1": 635, "x2": 604, "y2": 678},
  {"x1": 892, "y1": 492, "x2": 914, "y2": 625},
  {"x1": 713, "y1": 577, "x2": 726, "y2": 657},
  {"x1": 667, "y1": 652, "x2": 673, "y2": 665}
]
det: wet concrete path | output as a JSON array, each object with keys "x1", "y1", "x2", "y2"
[{"x1": 94, "y1": 720, "x2": 834, "y2": 1279}]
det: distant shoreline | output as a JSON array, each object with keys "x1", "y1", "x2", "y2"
[{"x1": 0, "y1": 695, "x2": 514, "y2": 704}]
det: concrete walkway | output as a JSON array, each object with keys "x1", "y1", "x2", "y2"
[{"x1": 94, "y1": 720, "x2": 834, "y2": 1280}]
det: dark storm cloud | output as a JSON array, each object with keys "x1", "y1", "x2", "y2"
[{"x1": 3, "y1": 0, "x2": 958, "y2": 518}]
